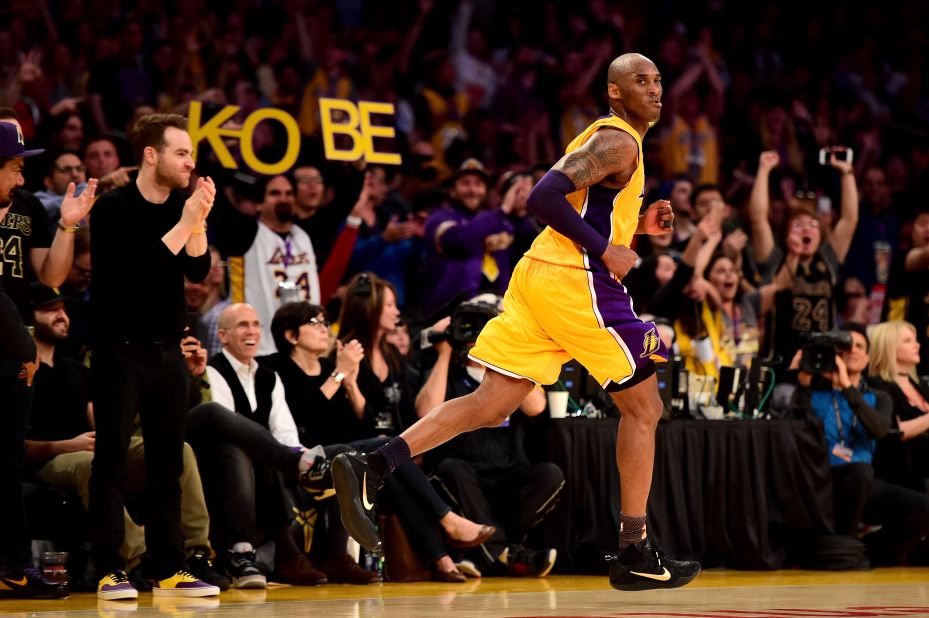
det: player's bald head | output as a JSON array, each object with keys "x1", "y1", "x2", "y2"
[{"x1": 608, "y1": 53, "x2": 658, "y2": 85}]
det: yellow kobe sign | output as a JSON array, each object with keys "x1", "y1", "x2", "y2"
[
  {"x1": 188, "y1": 99, "x2": 401, "y2": 175},
  {"x1": 318, "y1": 98, "x2": 401, "y2": 165}
]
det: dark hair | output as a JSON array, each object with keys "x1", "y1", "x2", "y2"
[
  {"x1": 624, "y1": 252, "x2": 675, "y2": 314},
  {"x1": 692, "y1": 183, "x2": 723, "y2": 205},
  {"x1": 130, "y1": 113, "x2": 188, "y2": 165},
  {"x1": 705, "y1": 251, "x2": 743, "y2": 301},
  {"x1": 85, "y1": 134, "x2": 119, "y2": 151},
  {"x1": 0, "y1": 107, "x2": 18, "y2": 120},
  {"x1": 271, "y1": 302, "x2": 327, "y2": 355},
  {"x1": 660, "y1": 175, "x2": 694, "y2": 200},
  {"x1": 840, "y1": 322, "x2": 870, "y2": 352},
  {"x1": 44, "y1": 149, "x2": 83, "y2": 177},
  {"x1": 338, "y1": 272, "x2": 401, "y2": 373},
  {"x1": 49, "y1": 112, "x2": 81, "y2": 135},
  {"x1": 499, "y1": 170, "x2": 531, "y2": 196},
  {"x1": 255, "y1": 173, "x2": 295, "y2": 202},
  {"x1": 779, "y1": 205, "x2": 827, "y2": 246}
]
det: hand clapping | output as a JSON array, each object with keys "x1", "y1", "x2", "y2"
[{"x1": 184, "y1": 177, "x2": 215, "y2": 228}]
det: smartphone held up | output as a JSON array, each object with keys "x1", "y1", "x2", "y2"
[{"x1": 818, "y1": 146, "x2": 854, "y2": 166}]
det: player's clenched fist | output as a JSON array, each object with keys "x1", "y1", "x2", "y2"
[{"x1": 601, "y1": 244, "x2": 638, "y2": 280}]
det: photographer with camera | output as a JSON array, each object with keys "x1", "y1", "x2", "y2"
[
  {"x1": 788, "y1": 323, "x2": 929, "y2": 566},
  {"x1": 415, "y1": 294, "x2": 562, "y2": 578},
  {"x1": 747, "y1": 149, "x2": 859, "y2": 379}
]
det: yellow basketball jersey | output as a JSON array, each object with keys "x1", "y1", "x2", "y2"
[{"x1": 524, "y1": 115, "x2": 645, "y2": 270}]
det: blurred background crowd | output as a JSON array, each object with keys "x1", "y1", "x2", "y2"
[{"x1": 4, "y1": 0, "x2": 929, "y2": 589}]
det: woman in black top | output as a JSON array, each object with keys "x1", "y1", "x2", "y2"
[
  {"x1": 867, "y1": 320, "x2": 929, "y2": 492},
  {"x1": 338, "y1": 273, "x2": 419, "y2": 435},
  {"x1": 261, "y1": 311, "x2": 369, "y2": 447},
  {"x1": 265, "y1": 300, "x2": 494, "y2": 581}
]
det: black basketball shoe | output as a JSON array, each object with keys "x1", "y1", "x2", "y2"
[
  {"x1": 608, "y1": 539, "x2": 701, "y2": 591},
  {"x1": 331, "y1": 451, "x2": 383, "y2": 552},
  {"x1": 0, "y1": 566, "x2": 69, "y2": 599},
  {"x1": 298, "y1": 456, "x2": 336, "y2": 500}
]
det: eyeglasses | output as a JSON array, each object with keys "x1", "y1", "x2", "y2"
[
  {"x1": 56, "y1": 165, "x2": 85, "y2": 174},
  {"x1": 74, "y1": 267, "x2": 91, "y2": 278},
  {"x1": 307, "y1": 317, "x2": 330, "y2": 329},
  {"x1": 295, "y1": 175, "x2": 324, "y2": 185}
]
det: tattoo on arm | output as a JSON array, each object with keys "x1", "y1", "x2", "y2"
[
  {"x1": 556, "y1": 129, "x2": 633, "y2": 190},
  {"x1": 561, "y1": 150, "x2": 601, "y2": 187}
]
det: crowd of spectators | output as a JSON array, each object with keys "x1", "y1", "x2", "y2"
[{"x1": 3, "y1": 0, "x2": 929, "y2": 600}]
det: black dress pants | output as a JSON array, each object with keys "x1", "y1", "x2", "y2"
[
  {"x1": 90, "y1": 342, "x2": 189, "y2": 579},
  {"x1": 186, "y1": 402, "x2": 302, "y2": 478},
  {"x1": 188, "y1": 405, "x2": 302, "y2": 554}
]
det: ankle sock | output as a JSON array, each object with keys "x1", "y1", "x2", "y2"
[
  {"x1": 367, "y1": 452, "x2": 387, "y2": 477},
  {"x1": 231, "y1": 542, "x2": 254, "y2": 554},
  {"x1": 618, "y1": 512, "x2": 647, "y2": 547},
  {"x1": 297, "y1": 448, "x2": 316, "y2": 473},
  {"x1": 370, "y1": 437, "x2": 410, "y2": 476}
]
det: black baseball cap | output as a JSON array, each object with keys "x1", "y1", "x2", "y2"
[
  {"x1": 29, "y1": 283, "x2": 65, "y2": 309},
  {"x1": 0, "y1": 122, "x2": 44, "y2": 158}
]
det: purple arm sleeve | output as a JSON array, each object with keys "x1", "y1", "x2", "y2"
[{"x1": 527, "y1": 170, "x2": 610, "y2": 257}]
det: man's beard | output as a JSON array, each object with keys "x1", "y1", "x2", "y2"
[
  {"x1": 154, "y1": 164, "x2": 187, "y2": 190},
  {"x1": 274, "y1": 203, "x2": 294, "y2": 223},
  {"x1": 34, "y1": 319, "x2": 68, "y2": 343}
]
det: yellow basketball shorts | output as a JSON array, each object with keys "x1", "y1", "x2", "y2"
[{"x1": 468, "y1": 257, "x2": 668, "y2": 388}]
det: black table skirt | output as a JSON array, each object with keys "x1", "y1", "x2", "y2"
[{"x1": 529, "y1": 418, "x2": 834, "y2": 571}]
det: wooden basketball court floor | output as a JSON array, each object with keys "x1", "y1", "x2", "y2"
[{"x1": 1, "y1": 569, "x2": 928, "y2": 617}]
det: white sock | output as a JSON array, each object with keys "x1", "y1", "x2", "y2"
[
  {"x1": 298, "y1": 449, "x2": 316, "y2": 473},
  {"x1": 232, "y1": 542, "x2": 254, "y2": 554}
]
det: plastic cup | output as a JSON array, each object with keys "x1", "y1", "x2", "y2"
[{"x1": 547, "y1": 391, "x2": 569, "y2": 419}]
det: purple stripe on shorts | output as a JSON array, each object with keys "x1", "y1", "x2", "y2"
[{"x1": 589, "y1": 270, "x2": 668, "y2": 374}]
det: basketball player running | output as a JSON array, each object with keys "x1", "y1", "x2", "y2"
[{"x1": 333, "y1": 53, "x2": 701, "y2": 591}]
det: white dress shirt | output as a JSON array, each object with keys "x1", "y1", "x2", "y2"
[{"x1": 206, "y1": 348, "x2": 301, "y2": 447}]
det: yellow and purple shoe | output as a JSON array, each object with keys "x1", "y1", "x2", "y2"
[
  {"x1": 152, "y1": 569, "x2": 220, "y2": 597},
  {"x1": 97, "y1": 570, "x2": 138, "y2": 600}
]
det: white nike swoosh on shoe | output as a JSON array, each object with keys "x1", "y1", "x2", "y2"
[
  {"x1": 362, "y1": 472, "x2": 375, "y2": 510},
  {"x1": 629, "y1": 567, "x2": 671, "y2": 581}
]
